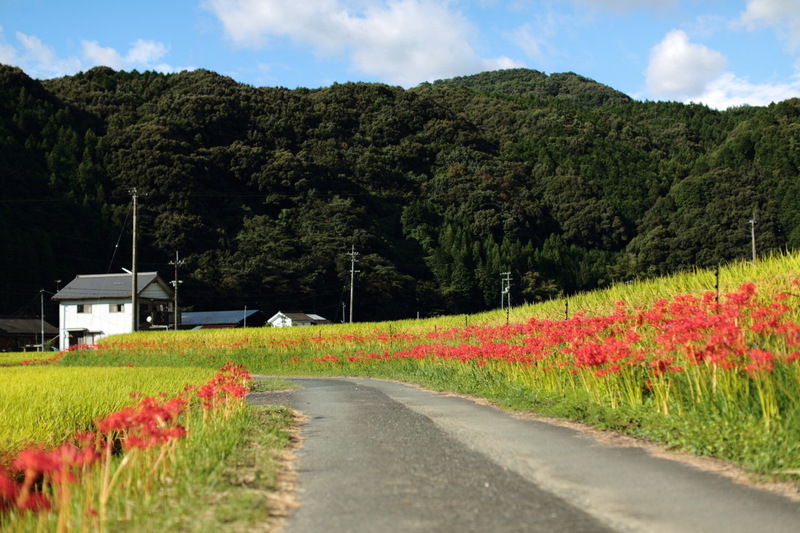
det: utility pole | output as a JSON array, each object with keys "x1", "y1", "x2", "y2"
[
  {"x1": 40, "y1": 289, "x2": 45, "y2": 352},
  {"x1": 169, "y1": 250, "x2": 184, "y2": 331},
  {"x1": 500, "y1": 272, "x2": 512, "y2": 310},
  {"x1": 347, "y1": 245, "x2": 359, "y2": 323},
  {"x1": 130, "y1": 188, "x2": 139, "y2": 332},
  {"x1": 748, "y1": 211, "x2": 757, "y2": 265}
]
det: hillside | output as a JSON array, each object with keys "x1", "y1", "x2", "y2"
[
  {"x1": 1, "y1": 65, "x2": 797, "y2": 322},
  {"x1": 423, "y1": 68, "x2": 632, "y2": 107}
]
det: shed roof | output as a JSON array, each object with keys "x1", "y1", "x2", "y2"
[
  {"x1": 271, "y1": 311, "x2": 331, "y2": 324},
  {"x1": 0, "y1": 317, "x2": 58, "y2": 335},
  {"x1": 53, "y1": 272, "x2": 171, "y2": 301},
  {"x1": 180, "y1": 309, "x2": 263, "y2": 326}
]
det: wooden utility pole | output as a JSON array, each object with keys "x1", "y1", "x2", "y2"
[
  {"x1": 169, "y1": 250, "x2": 184, "y2": 330},
  {"x1": 130, "y1": 189, "x2": 138, "y2": 332},
  {"x1": 749, "y1": 211, "x2": 757, "y2": 264},
  {"x1": 347, "y1": 245, "x2": 359, "y2": 323}
]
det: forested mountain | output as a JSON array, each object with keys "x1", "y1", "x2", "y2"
[{"x1": 1, "y1": 64, "x2": 796, "y2": 322}]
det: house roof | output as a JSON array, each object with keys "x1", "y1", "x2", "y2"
[
  {"x1": 52, "y1": 272, "x2": 172, "y2": 301},
  {"x1": 270, "y1": 311, "x2": 331, "y2": 324},
  {"x1": 180, "y1": 309, "x2": 263, "y2": 326},
  {"x1": 0, "y1": 317, "x2": 58, "y2": 335}
]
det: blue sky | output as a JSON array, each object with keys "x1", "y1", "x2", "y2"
[{"x1": 2, "y1": 0, "x2": 800, "y2": 109}]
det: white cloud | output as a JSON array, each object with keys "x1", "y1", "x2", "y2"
[
  {"x1": 0, "y1": 27, "x2": 18, "y2": 65},
  {"x1": 82, "y1": 41, "x2": 124, "y2": 69},
  {"x1": 573, "y1": 0, "x2": 675, "y2": 14},
  {"x1": 201, "y1": 0, "x2": 520, "y2": 86},
  {"x1": 83, "y1": 39, "x2": 169, "y2": 70},
  {"x1": 692, "y1": 72, "x2": 800, "y2": 109},
  {"x1": 0, "y1": 31, "x2": 174, "y2": 80},
  {"x1": 125, "y1": 39, "x2": 168, "y2": 65},
  {"x1": 643, "y1": 28, "x2": 800, "y2": 109},
  {"x1": 738, "y1": 0, "x2": 800, "y2": 51},
  {"x1": 512, "y1": 23, "x2": 551, "y2": 60},
  {"x1": 645, "y1": 29, "x2": 726, "y2": 100},
  {"x1": 15, "y1": 32, "x2": 81, "y2": 78}
]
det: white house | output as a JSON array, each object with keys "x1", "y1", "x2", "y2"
[
  {"x1": 268, "y1": 311, "x2": 331, "y2": 327},
  {"x1": 52, "y1": 272, "x2": 174, "y2": 351}
]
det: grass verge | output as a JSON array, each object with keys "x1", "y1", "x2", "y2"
[{"x1": 130, "y1": 404, "x2": 297, "y2": 533}]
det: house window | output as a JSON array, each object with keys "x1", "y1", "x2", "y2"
[
  {"x1": 110, "y1": 303, "x2": 125, "y2": 313},
  {"x1": 77, "y1": 304, "x2": 92, "y2": 314}
]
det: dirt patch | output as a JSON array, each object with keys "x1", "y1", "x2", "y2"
[{"x1": 264, "y1": 410, "x2": 306, "y2": 533}]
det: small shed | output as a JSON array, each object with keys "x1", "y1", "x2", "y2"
[
  {"x1": 0, "y1": 317, "x2": 58, "y2": 352},
  {"x1": 180, "y1": 309, "x2": 267, "y2": 329},
  {"x1": 268, "y1": 311, "x2": 331, "y2": 328}
]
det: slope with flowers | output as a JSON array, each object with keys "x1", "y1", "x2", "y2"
[
  {"x1": 0, "y1": 362, "x2": 270, "y2": 531},
  {"x1": 61, "y1": 252, "x2": 800, "y2": 481}
]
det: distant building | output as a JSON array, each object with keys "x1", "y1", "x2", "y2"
[
  {"x1": 268, "y1": 311, "x2": 331, "y2": 327},
  {"x1": 52, "y1": 272, "x2": 173, "y2": 351},
  {"x1": 0, "y1": 317, "x2": 58, "y2": 352},
  {"x1": 180, "y1": 309, "x2": 267, "y2": 329}
]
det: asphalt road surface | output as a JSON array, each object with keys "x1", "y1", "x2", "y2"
[{"x1": 248, "y1": 378, "x2": 800, "y2": 533}]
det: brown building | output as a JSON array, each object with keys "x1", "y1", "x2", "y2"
[{"x1": 0, "y1": 317, "x2": 58, "y2": 352}]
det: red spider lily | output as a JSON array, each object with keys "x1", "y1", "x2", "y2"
[
  {"x1": 0, "y1": 468, "x2": 18, "y2": 512},
  {"x1": 13, "y1": 446, "x2": 58, "y2": 477},
  {"x1": 745, "y1": 348, "x2": 775, "y2": 376},
  {"x1": 16, "y1": 492, "x2": 51, "y2": 513}
]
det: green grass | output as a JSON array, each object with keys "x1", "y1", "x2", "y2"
[
  {"x1": 0, "y1": 366, "x2": 217, "y2": 460},
  {"x1": 0, "y1": 351, "x2": 55, "y2": 366},
  {"x1": 1, "y1": 374, "x2": 296, "y2": 532}
]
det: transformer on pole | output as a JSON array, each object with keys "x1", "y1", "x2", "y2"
[
  {"x1": 169, "y1": 250, "x2": 184, "y2": 330},
  {"x1": 347, "y1": 245, "x2": 360, "y2": 323},
  {"x1": 748, "y1": 211, "x2": 757, "y2": 265},
  {"x1": 501, "y1": 271, "x2": 512, "y2": 310}
]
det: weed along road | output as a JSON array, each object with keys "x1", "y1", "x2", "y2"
[{"x1": 249, "y1": 378, "x2": 800, "y2": 533}]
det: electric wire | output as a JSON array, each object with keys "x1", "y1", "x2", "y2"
[{"x1": 107, "y1": 205, "x2": 131, "y2": 273}]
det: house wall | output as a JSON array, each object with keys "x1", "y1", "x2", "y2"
[{"x1": 59, "y1": 299, "x2": 131, "y2": 351}]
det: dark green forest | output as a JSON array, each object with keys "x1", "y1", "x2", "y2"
[{"x1": 2, "y1": 65, "x2": 798, "y2": 323}]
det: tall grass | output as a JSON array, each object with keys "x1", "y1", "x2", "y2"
[
  {"x1": 0, "y1": 363, "x2": 266, "y2": 532},
  {"x1": 0, "y1": 367, "x2": 216, "y2": 461}
]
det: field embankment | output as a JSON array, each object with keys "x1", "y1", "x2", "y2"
[{"x1": 59, "y1": 252, "x2": 800, "y2": 480}]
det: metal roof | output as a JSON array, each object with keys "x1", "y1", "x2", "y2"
[
  {"x1": 0, "y1": 317, "x2": 58, "y2": 335},
  {"x1": 52, "y1": 272, "x2": 169, "y2": 301},
  {"x1": 180, "y1": 309, "x2": 262, "y2": 326},
  {"x1": 271, "y1": 311, "x2": 331, "y2": 324}
]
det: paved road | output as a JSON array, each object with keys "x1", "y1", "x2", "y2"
[{"x1": 248, "y1": 378, "x2": 800, "y2": 533}]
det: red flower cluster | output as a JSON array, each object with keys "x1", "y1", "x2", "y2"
[
  {"x1": 291, "y1": 283, "x2": 800, "y2": 382},
  {"x1": 96, "y1": 395, "x2": 188, "y2": 451},
  {"x1": 0, "y1": 434, "x2": 98, "y2": 514},
  {"x1": 195, "y1": 361, "x2": 251, "y2": 411},
  {"x1": 0, "y1": 362, "x2": 252, "y2": 518}
]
